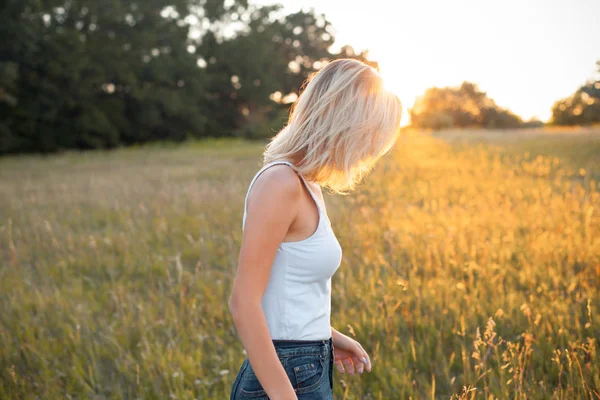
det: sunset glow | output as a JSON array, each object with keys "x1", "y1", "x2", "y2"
[{"x1": 260, "y1": 0, "x2": 600, "y2": 124}]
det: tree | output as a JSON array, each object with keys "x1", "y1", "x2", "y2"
[
  {"x1": 195, "y1": 4, "x2": 336, "y2": 138},
  {"x1": 0, "y1": 0, "x2": 386, "y2": 153},
  {"x1": 0, "y1": 1, "x2": 350, "y2": 152},
  {"x1": 1, "y1": 0, "x2": 249, "y2": 153},
  {"x1": 551, "y1": 61, "x2": 600, "y2": 126},
  {"x1": 409, "y1": 82, "x2": 522, "y2": 130}
]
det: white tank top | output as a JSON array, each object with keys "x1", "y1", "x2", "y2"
[{"x1": 242, "y1": 160, "x2": 343, "y2": 340}]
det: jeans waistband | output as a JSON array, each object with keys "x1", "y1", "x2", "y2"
[{"x1": 271, "y1": 337, "x2": 333, "y2": 356}]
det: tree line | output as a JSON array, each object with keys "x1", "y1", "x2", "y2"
[
  {"x1": 0, "y1": 0, "x2": 373, "y2": 154},
  {"x1": 409, "y1": 82, "x2": 525, "y2": 130},
  {"x1": 409, "y1": 61, "x2": 600, "y2": 130},
  {"x1": 0, "y1": 1, "x2": 598, "y2": 154},
  {"x1": 551, "y1": 61, "x2": 600, "y2": 126}
]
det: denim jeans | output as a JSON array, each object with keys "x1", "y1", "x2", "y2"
[{"x1": 230, "y1": 337, "x2": 334, "y2": 399}]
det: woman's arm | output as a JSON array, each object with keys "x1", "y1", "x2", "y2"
[
  {"x1": 229, "y1": 166, "x2": 302, "y2": 400},
  {"x1": 331, "y1": 326, "x2": 372, "y2": 374}
]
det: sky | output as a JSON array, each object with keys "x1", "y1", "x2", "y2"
[{"x1": 256, "y1": 0, "x2": 600, "y2": 124}]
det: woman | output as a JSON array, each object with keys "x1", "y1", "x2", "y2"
[{"x1": 229, "y1": 58, "x2": 402, "y2": 399}]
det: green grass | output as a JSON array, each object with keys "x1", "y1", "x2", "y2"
[{"x1": 1, "y1": 130, "x2": 599, "y2": 399}]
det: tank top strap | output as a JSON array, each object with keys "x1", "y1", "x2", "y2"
[{"x1": 243, "y1": 160, "x2": 323, "y2": 229}]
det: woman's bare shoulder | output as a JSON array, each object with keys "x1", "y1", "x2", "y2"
[{"x1": 247, "y1": 164, "x2": 303, "y2": 207}]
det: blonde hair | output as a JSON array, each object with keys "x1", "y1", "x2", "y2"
[{"x1": 263, "y1": 58, "x2": 402, "y2": 193}]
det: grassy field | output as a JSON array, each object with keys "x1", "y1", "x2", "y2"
[{"x1": 0, "y1": 130, "x2": 599, "y2": 399}]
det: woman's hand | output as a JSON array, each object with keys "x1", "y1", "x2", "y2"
[{"x1": 331, "y1": 329, "x2": 372, "y2": 375}]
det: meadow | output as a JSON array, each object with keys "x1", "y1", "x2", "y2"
[{"x1": 0, "y1": 129, "x2": 599, "y2": 399}]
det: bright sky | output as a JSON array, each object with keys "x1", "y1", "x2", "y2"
[{"x1": 257, "y1": 0, "x2": 600, "y2": 124}]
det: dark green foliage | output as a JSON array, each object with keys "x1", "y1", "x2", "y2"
[
  {"x1": 410, "y1": 82, "x2": 523, "y2": 130},
  {"x1": 0, "y1": 0, "x2": 337, "y2": 153},
  {"x1": 1, "y1": 0, "x2": 213, "y2": 153},
  {"x1": 196, "y1": 4, "x2": 335, "y2": 139},
  {"x1": 551, "y1": 61, "x2": 600, "y2": 125}
]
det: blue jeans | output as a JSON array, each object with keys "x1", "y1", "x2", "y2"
[{"x1": 230, "y1": 337, "x2": 334, "y2": 399}]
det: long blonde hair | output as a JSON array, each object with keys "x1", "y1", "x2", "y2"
[{"x1": 263, "y1": 58, "x2": 402, "y2": 193}]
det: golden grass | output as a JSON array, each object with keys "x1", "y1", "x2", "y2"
[{"x1": 0, "y1": 131, "x2": 598, "y2": 399}]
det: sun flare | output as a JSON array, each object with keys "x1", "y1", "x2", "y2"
[{"x1": 377, "y1": 60, "x2": 416, "y2": 127}]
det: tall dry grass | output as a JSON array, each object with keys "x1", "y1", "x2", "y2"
[{"x1": 0, "y1": 132, "x2": 598, "y2": 399}]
